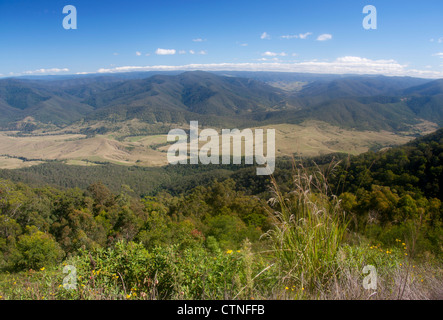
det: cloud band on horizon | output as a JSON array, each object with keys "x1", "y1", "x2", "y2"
[{"x1": 93, "y1": 56, "x2": 443, "y2": 79}]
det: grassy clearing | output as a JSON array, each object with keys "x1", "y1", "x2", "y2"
[
  {"x1": 64, "y1": 159, "x2": 100, "y2": 166},
  {"x1": 0, "y1": 156, "x2": 43, "y2": 169},
  {"x1": 0, "y1": 121, "x2": 417, "y2": 169}
]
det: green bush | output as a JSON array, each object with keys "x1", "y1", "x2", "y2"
[
  {"x1": 14, "y1": 226, "x2": 64, "y2": 270},
  {"x1": 72, "y1": 239, "x2": 259, "y2": 299}
]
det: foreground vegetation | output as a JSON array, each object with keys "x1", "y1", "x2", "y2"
[{"x1": 0, "y1": 129, "x2": 442, "y2": 300}]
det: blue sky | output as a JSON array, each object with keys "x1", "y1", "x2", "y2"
[{"x1": 1, "y1": 0, "x2": 443, "y2": 78}]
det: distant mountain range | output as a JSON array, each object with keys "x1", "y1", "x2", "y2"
[{"x1": 0, "y1": 71, "x2": 442, "y2": 132}]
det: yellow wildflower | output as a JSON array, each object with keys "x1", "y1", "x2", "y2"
[
  {"x1": 40, "y1": 267, "x2": 45, "y2": 271},
  {"x1": 226, "y1": 250, "x2": 233, "y2": 254}
]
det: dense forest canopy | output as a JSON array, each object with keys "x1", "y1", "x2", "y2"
[
  {"x1": 1, "y1": 128, "x2": 442, "y2": 271},
  {"x1": 2, "y1": 72, "x2": 443, "y2": 132}
]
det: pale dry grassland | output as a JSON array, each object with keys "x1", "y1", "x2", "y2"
[{"x1": 0, "y1": 120, "x2": 431, "y2": 169}]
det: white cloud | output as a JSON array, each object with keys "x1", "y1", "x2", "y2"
[
  {"x1": 257, "y1": 57, "x2": 280, "y2": 62},
  {"x1": 94, "y1": 56, "x2": 443, "y2": 78},
  {"x1": 240, "y1": 43, "x2": 248, "y2": 46},
  {"x1": 178, "y1": 50, "x2": 187, "y2": 54},
  {"x1": 281, "y1": 34, "x2": 298, "y2": 39},
  {"x1": 281, "y1": 32, "x2": 312, "y2": 40},
  {"x1": 22, "y1": 68, "x2": 70, "y2": 75},
  {"x1": 262, "y1": 51, "x2": 287, "y2": 57},
  {"x1": 189, "y1": 50, "x2": 195, "y2": 54},
  {"x1": 433, "y1": 52, "x2": 443, "y2": 58},
  {"x1": 260, "y1": 32, "x2": 271, "y2": 40},
  {"x1": 1, "y1": 68, "x2": 70, "y2": 77},
  {"x1": 317, "y1": 34, "x2": 332, "y2": 41},
  {"x1": 192, "y1": 38, "x2": 206, "y2": 42},
  {"x1": 135, "y1": 51, "x2": 142, "y2": 56},
  {"x1": 155, "y1": 48, "x2": 176, "y2": 55},
  {"x1": 198, "y1": 50, "x2": 207, "y2": 55},
  {"x1": 299, "y1": 32, "x2": 312, "y2": 39}
]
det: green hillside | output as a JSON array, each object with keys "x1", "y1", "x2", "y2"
[{"x1": 1, "y1": 71, "x2": 442, "y2": 133}]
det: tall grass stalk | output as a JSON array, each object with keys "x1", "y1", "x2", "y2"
[{"x1": 265, "y1": 162, "x2": 349, "y2": 291}]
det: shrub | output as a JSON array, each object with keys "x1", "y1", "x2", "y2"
[
  {"x1": 14, "y1": 226, "x2": 64, "y2": 270},
  {"x1": 72, "y1": 239, "x2": 261, "y2": 299}
]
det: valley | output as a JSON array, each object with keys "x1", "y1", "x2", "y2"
[
  {"x1": 0, "y1": 120, "x2": 426, "y2": 169},
  {"x1": 2, "y1": 0, "x2": 443, "y2": 303},
  {"x1": 1, "y1": 71, "x2": 442, "y2": 170},
  {"x1": 1, "y1": 71, "x2": 442, "y2": 302}
]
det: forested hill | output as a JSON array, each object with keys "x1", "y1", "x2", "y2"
[
  {"x1": 1, "y1": 71, "x2": 443, "y2": 132},
  {"x1": 331, "y1": 127, "x2": 443, "y2": 200}
]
